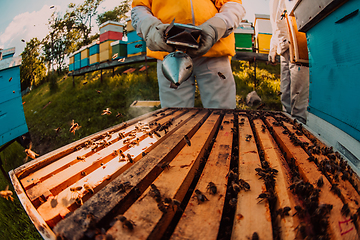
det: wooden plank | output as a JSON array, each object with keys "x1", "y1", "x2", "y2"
[
  {"x1": 265, "y1": 116, "x2": 359, "y2": 239},
  {"x1": 9, "y1": 170, "x2": 56, "y2": 240},
  {"x1": 53, "y1": 110, "x2": 210, "y2": 240},
  {"x1": 231, "y1": 116, "x2": 273, "y2": 240},
  {"x1": 26, "y1": 109, "x2": 190, "y2": 206},
  {"x1": 36, "y1": 109, "x2": 198, "y2": 227},
  {"x1": 105, "y1": 112, "x2": 222, "y2": 239},
  {"x1": 15, "y1": 107, "x2": 169, "y2": 179},
  {"x1": 253, "y1": 119, "x2": 301, "y2": 240},
  {"x1": 281, "y1": 120, "x2": 360, "y2": 231},
  {"x1": 170, "y1": 114, "x2": 234, "y2": 240}
]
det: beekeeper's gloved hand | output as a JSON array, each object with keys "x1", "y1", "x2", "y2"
[
  {"x1": 187, "y1": 17, "x2": 226, "y2": 58},
  {"x1": 268, "y1": 48, "x2": 276, "y2": 63},
  {"x1": 131, "y1": 6, "x2": 174, "y2": 52}
]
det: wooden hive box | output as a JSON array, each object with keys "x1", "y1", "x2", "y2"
[{"x1": 10, "y1": 108, "x2": 360, "y2": 240}]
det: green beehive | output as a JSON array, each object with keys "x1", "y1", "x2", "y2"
[
  {"x1": 111, "y1": 40, "x2": 127, "y2": 59},
  {"x1": 234, "y1": 22, "x2": 254, "y2": 52}
]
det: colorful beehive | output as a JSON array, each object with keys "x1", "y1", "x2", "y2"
[
  {"x1": 293, "y1": 0, "x2": 360, "y2": 163},
  {"x1": 234, "y1": 22, "x2": 254, "y2": 52},
  {"x1": 111, "y1": 40, "x2": 127, "y2": 59},
  {"x1": 80, "y1": 48, "x2": 89, "y2": 68},
  {"x1": 99, "y1": 40, "x2": 114, "y2": 62},
  {"x1": 0, "y1": 48, "x2": 28, "y2": 146},
  {"x1": 254, "y1": 14, "x2": 272, "y2": 54},
  {"x1": 9, "y1": 108, "x2": 360, "y2": 240},
  {"x1": 73, "y1": 52, "x2": 81, "y2": 70},
  {"x1": 127, "y1": 40, "x2": 146, "y2": 57},
  {"x1": 1, "y1": 47, "x2": 15, "y2": 60},
  {"x1": 69, "y1": 64, "x2": 74, "y2": 72},
  {"x1": 127, "y1": 30, "x2": 143, "y2": 43},
  {"x1": 100, "y1": 31, "x2": 123, "y2": 43},
  {"x1": 89, "y1": 54, "x2": 99, "y2": 66},
  {"x1": 89, "y1": 42, "x2": 99, "y2": 56},
  {"x1": 69, "y1": 56, "x2": 74, "y2": 72},
  {"x1": 99, "y1": 21, "x2": 124, "y2": 35}
]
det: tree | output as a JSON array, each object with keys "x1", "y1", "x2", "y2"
[
  {"x1": 96, "y1": 0, "x2": 131, "y2": 25},
  {"x1": 20, "y1": 38, "x2": 46, "y2": 90},
  {"x1": 66, "y1": 0, "x2": 104, "y2": 46}
]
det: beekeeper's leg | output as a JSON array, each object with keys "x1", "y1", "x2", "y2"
[
  {"x1": 289, "y1": 64, "x2": 309, "y2": 123},
  {"x1": 157, "y1": 60, "x2": 196, "y2": 108},
  {"x1": 194, "y1": 56, "x2": 236, "y2": 109},
  {"x1": 280, "y1": 50, "x2": 291, "y2": 114}
]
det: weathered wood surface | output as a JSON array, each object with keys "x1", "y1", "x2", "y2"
[
  {"x1": 170, "y1": 114, "x2": 234, "y2": 240},
  {"x1": 10, "y1": 109, "x2": 360, "y2": 240},
  {"x1": 231, "y1": 116, "x2": 273, "y2": 240},
  {"x1": 265, "y1": 116, "x2": 359, "y2": 239},
  {"x1": 106, "y1": 112, "x2": 222, "y2": 239},
  {"x1": 53, "y1": 110, "x2": 210, "y2": 240}
]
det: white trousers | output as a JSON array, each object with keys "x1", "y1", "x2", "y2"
[
  {"x1": 157, "y1": 56, "x2": 236, "y2": 109},
  {"x1": 280, "y1": 49, "x2": 309, "y2": 123}
]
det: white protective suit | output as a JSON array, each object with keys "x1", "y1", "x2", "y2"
[
  {"x1": 269, "y1": 0, "x2": 309, "y2": 123},
  {"x1": 131, "y1": 0, "x2": 246, "y2": 109}
]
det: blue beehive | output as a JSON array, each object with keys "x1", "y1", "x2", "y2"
[
  {"x1": 80, "y1": 58, "x2": 89, "y2": 68},
  {"x1": 74, "y1": 53, "x2": 81, "y2": 62},
  {"x1": 127, "y1": 40, "x2": 146, "y2": 57},
  {"x1": 89, "y1": 43, "x2": 99, "y2": 56},
  {"x1": 0, "y1": 49, "x2": 28, "y2": 146},
  {"x1": 127, "y1": 30, "x2": 143, "y2": 43},
  {"x1": 74, "y1": 61, "x2": 81, "y2": 70}
]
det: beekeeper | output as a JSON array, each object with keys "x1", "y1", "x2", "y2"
[
  {"x1": 131, "y1": 0, "x2": 245, "y2": 109},
  {"x1": 268, "y1": 0, "x2": 309, "y2": 123}
]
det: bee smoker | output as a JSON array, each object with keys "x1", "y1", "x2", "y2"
[{"x1": 161, "y1": 21, "x2": 202, "y2": 89}]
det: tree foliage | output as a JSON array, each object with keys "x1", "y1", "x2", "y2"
[
  {"x1": 96, "y1": 0, "x2": 131, "y2": 25},
  {"x1": 20, "y1": 38, "x2": 46, "y2": 90}
]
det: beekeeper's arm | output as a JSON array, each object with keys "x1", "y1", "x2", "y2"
[
  {"x1": 131, "y1": 5, "x2": 173, "y2": 52},
  {"x1": 269, "y1": 0, "x2": 289, "y2": 62},
  {"x1": 187, "y1": 1, "x2": 246, "y2": 57}
]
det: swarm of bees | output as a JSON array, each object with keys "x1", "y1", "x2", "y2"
[{"x1": 0, "y1": 185, "x2": 14, "y2": 201}]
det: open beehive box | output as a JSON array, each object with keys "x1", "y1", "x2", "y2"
[{"x1": 10, "y1": 108, "x2": 360, "y2": 239}]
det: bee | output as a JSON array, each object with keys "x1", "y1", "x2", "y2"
[
  {"x1": 69, "y1": 120, "x2": 81, "y2": 135},
  {"x1": 77, "y1": 156, "x2": 86, "y2": 161},
  {"x1": 70, "y1": 186, "x2": 83, "y2": 192},
  {"x1": 238, "y1": 179, "x2": 250, "y2": 191},
  {"x1": 194, "y1": 189, "x2": 209, "y2": 204},
  {"x1": 316, "y1": 176, "x2": 324, "y2": 187},
  {"x1": 261, "y1": 125, "x2": 266, "y2": 132},
  {"x1": 149, "y1": 184, "x2": 161, "y2": 202},
  {"x1": 84, "y1": 184, "x2": 94, "y2": 194},
  {"x1": 96, "y1": 90, "x2": 102, "y2": 94},
  {"x1": 276, "y1": 206, "x2": 291, "y2": 218},
  {"x1": 118, "y1": 181, "x2": 132, "y2": 193},
  {"x1": 135, "y1": 44, "x2": 143, "y2": 48},
  {"x1": 184, "y1": 135, "x2": 191, "y2": 146},
  {"x1": 117, "y1": 215, "x2": 136, "y2": 230},
  {"x1": 112, "y1": 53, "x2": 118, "y2": 59},
  {"x1": 217, "y1": 72, "x2": 226, "y2": 79},
  {"x1": 226, "y1": 169, "x2": 238, "y2": 181},
  {"x1": 245, "y1": 134, "x2": 252, "y2": 142},
  {"x1": 116, "y1": 112, "x2": 123, "y2": 118},
  {"x1": 9, "y1": 77, "x2": 12, "y2": 82},
  {"x1": 118, "y1": 58, "x2": 125, "y2": 62},
  {"x1": 24, "y1": 142, "x2": 39, "y2": 162},
  {"x1": 157, "y1": 201, "x2": 168, "y2": 213},
  {"x1": 229, "y1": 198, "x2": 237, "y2": 208},
  {"x1": 251, "y1": 232, "x2": 259, "y2": 240},
  {"x1": 54, "y1": 127, "x2": 61, "y2": 133},
  {"x1": 293, "y1": 205, "x2": 306, "y2": 218},
  {"x1": 118, "y1": 132, "x2": 125, "y2": 139},
  {"x1": 257, "y1": 191, "x2": 272, "y2": 203},
  {"x1": 206, "y1": 182, "x2": 217, "y2": 195},
  {"x1": 157, "y1": 162, "x2": 171, "y2": 170},
  {"x1": 102, "y1": 108, "x2": 112, "y2": 115},
  {"x1": 153, "y1": 131, "x2": 161, "y2": 138},
  {"x1": 75, "y1": 197, "x2": 83, "y2": 206},
  {"x1": 127, "y1": 153, "x2": 133, "y2": 163},
  {"x1": 0, "y1": 185, "x2": 14, "y2": 201},
  {"x1": 341, "y1": 203, "x2": 350, "y2": 216}
]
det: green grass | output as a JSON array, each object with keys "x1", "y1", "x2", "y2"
[{"x1": 0, "y1": 60, "x2": 280, "y2": 239}]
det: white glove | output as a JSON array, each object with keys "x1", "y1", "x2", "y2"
[
  {"x1": 268, "y1": 48, "x2": 276, "y2": 63},
  {"x1": 131, "y1": 6, "x2": 174, "y2": 52},
  {"x1": 187, "y1": 17, "x2": 226, "y2": 58}
]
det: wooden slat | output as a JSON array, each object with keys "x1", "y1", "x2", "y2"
[
  {"x1": 265, "y1": 116, "x2": 359, "y2": 239},
  {"x1": 105, "y1": 112, "x2": 222, "y2": 239},
  {"x1": 15, "y1": 108, "x2": 170, "y2": 179},
  {"x1": 9, "y1": 170, "x2": 56, "y2": 240},
  {"x1": 253, "y1": 119, "x2": 301, "y2": 240},
  {"x1": 36, "y1": 110, "x2": 198, "y2": 226},
  {"x1": 281, "y1": 120, "x2": 360, "y2": 231},
  {"x1": 53, "y1": 110, "x2": 210, "y2": 240},
  {"x1": 231, "y1": 116, "x2": 273, "y2": 240},
  {"x1": 170, "y1": 114, "x2": 234, "y2": 240},
  {"x1": 26, "y1": 109, "x2": 190, "y2": 206}
]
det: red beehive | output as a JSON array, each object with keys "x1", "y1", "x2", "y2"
[{"x1": 100, "y1": 31, "x2": 123, "y2": 43}]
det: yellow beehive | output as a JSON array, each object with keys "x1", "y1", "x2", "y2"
[
  {"x1": 256, "y1": 34, "x2": 272, "y2": 54},
  {"x1": 89, "y1": 53, "x2": 99, "y2": 65},
  {"x1": 99, "y1": 49, "x2": 112, "y2": 62},
  {"x1": 99, "y1": 41, "x2": 114, "y2": 52},
  {"x1": 126, "y1": 19, "x2": 135, "y2": 32},
  {"x1": 81, "y1": 49, "x2": 89, "y2": 59},
  {"x1": 69, "y1": 56, "x2": 74, "y2": 64}
]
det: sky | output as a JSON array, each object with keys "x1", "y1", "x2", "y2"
[{"x1": 0, "y1": 0, "x2": 270, "y2": 57}]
